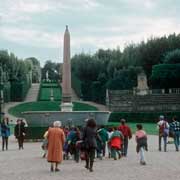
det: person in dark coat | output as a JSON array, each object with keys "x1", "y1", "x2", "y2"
[
  {"x1": 82, "y1": 118, "x2": 98, "y2": 172},
  {"x1": 14, "y1": 119, "x2": 26, "y2": 150},
  {"x1": 1, "y1": 117, "x2": 10, "y2": 151}
]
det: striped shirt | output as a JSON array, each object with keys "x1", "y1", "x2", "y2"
[{"x1": 170, "y1": 121, "x2": 180, "y2": 132}]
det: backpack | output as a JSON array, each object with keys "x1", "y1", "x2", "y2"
[{"x1": 159, "y1": 121, "x2": 169, "y2": 136}]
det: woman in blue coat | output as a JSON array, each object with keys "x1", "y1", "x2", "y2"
[{"x1": 1, "y1": 117, "x2": 10, "y2": 151}]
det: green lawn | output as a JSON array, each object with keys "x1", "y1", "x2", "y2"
[
  {"x1": 8, "y1": 101, "x2": 98, "y2": 118},
  {"x1": 38, "y1": 83, "x2": 62, "y2": 101},
  {"x1": 107, "y1": 122, "x2": 157, "y2": 135}
]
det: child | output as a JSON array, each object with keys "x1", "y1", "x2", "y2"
[
  {"x1": 135, "y1": 124, "x2": 148, "y2": 165},
  {"x1": 109, "y1": 127, "x2": 124, "y2": 160},
  {"x1": 42, "y1": 130, "x2": 48, "y2": 158}
]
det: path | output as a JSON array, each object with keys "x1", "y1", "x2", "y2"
[
  {"x1": 25, "y1": 83, "x2": 40, "y2": 102},
  {"x1": 0, "y1": 135, "x2": 179, "y2": 180},
  {"x1": 3, "y1": 83, "x2": 40, "y2": 123},
  {"x1": 4, "y1": 102, "x2": 22, "y2": 123}
]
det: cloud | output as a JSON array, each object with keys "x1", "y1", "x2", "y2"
[
  {"x1": 0, "y1": 26, "x2": 61, "y2": 48},
  {"x1": 1, "y1": 0, "x2": 180, "y2": 64}
]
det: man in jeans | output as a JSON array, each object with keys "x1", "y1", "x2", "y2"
[
  {"x1": 170, "y1": 116, "x2": 180, "y2": 151},
  {"x1": 118, "y1": 119, "x2": 132, "y2": 157},
  {"x1": 157, "y1": 115, "x2": 169, "y2": 152}
]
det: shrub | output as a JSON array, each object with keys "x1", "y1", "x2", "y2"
[{"x1": 109, "y1": 112, "x2": 180, "y2": 123}]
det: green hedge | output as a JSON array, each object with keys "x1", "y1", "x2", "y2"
[
  {"x1": 91, "y1": 81, "x2": 106, "y2": 104},
  {"x1": 3, "y1": 82, "x2": 11, "y2": 102},
  {"x1": 72, "y1": 73, "x2": 82, "y2": 98},
  {"x1": 11, "y1": 80, "x2": 31, "y2": 101},
  {"x1": 151, "y1": 64, "x2": 180, "y2": 89},
  {"x1": 24, "y1": 127, "x2": 48, "y2": 139},
  {"x1": 109, "y1": 112, "x2": 180, "y2": 123}
]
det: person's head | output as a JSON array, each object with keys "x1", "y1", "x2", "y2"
[
  {"x1": 17, "y1": 119, "x2": 21, "y2": 124},
  {"x1": 53, "y1": 121, "x2": 62, "y2": 128},
  {"x1": 86, "y1": 118, "x2": 96, "y2": 128},
  {"x1": 136, "y1": 124, "x2": 143, "y2": 130},
  {"x1": 159, "y1": 115, "x2": 164, "y2": 120},
  {"x1": 113, "y1": 127, "x2": 118, "y2": 131},
  {"x1": 101, "y1": 125, "x2": 105, "y2": 129},
  {"x1": 2, "y1": 117, "x2": 9, "y2": 124},
  {"x1": 108, "y1": 127, "x2": 113, "y2": 132},
  {"x1": 172, "y1": 116, "x2": 177, "y2": 122},
  {"x1": 121, "y1": 119, "x2": 126, "y2": 125}
]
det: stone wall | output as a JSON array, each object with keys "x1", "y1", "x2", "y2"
[{"x1": 107, "y1": 89, "x2": 180, "y2": 112}]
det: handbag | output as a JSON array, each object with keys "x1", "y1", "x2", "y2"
[{"x1": 80, "y1": 151, "x2": 86, "y2": 160}]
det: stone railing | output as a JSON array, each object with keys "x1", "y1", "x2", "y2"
[{"x1": 108, "y1": 88, "x2": 180, "y2": 96}]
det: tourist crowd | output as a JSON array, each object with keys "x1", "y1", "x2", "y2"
[
  {"x1": 0, "y1": 115, "x2": 180, "y2": 173},
  {"x1": 41, "y1": 115, "x2": 180, "y2": 172}
]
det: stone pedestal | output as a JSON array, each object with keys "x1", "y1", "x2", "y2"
[{"x1": 60, "y1": 102, "x2": 73, "y2": 112}]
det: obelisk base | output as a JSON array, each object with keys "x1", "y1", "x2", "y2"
[{"x1": 60, "y1": 102, "x2": 73, "y2": 112}]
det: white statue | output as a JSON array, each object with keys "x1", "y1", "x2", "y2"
[{"x1": 46, "y1": 71, "x2": 49, "y2": 81}]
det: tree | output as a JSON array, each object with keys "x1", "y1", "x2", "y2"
[
  {"x1": 163, "y1": 49, "x2": 180, "y2": 64},
  {"x1": 25, "y1": 57, "x2": 41, "y2": 83},
  {"x1": 41, "y1": 60, "x2": 60, "y2": 81},
  {"x1": 151, "y1": 64, "x2": 180, "y2": 89}
]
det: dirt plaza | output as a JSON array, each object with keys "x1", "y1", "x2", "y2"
[{"x1": 0, "y1": 135, "x2": 179, "y2": 180}]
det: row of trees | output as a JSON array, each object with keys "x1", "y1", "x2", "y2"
[
  {"x1": 0, "y1": 50, "x2": 41, "y2": 102},
  {"x1": 41, "y1": 60, "x2": 62, "y2": 82},
  {"x1": 71, "y1": 33, "x2": 180, "y2": 104}
]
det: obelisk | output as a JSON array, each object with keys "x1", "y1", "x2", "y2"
[{"x1": 61, "y1": 25, "x2": 73, "y2": 111}]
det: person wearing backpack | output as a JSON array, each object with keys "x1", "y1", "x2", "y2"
[{"x1": 157, "y1": 115, "x2": 169, "y2": 152}]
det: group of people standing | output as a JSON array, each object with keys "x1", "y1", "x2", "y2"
[{"x1": 0, "y1": 117, "x2": 26, "y2": 151}]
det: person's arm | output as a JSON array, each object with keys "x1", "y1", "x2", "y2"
[
  {"x1": 166, "y1": 122, "x2": 170, "y2": 129},
  {"x1": 135, "y1": 131, "x2": 138, "y2": 142},
  {"x1": 62, "y1": 131, "x2": 65, "y2": 145},
  {"x1": 120, "y1": 132, "x2": 124, "y2": 141}
]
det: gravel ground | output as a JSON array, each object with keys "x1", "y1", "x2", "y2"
[{"x1": 0, "y1": 135, "x2": 180, "y2": 180}]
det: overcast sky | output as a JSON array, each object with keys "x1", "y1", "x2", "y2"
[{"x1": 0, "y1": 0, "x2": 180, "y2": 66}]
